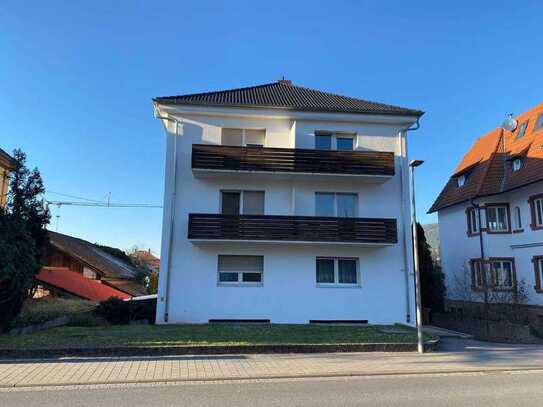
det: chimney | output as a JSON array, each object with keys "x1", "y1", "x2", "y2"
[{"x1": 277, "y1": 78, "x2": 292, "y2": 86}]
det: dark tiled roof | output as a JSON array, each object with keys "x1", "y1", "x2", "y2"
[
  {"x1": 48, "y1": 231, "x2": 139, "y2": 280},
  {"x1": 429, "y1": 102, "x2": 543, "y2": 213},
  {"x1": 154, "y1": 80, "x2": 423, "y2": 117}
]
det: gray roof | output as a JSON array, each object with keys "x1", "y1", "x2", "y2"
[
  {"x1": 154, "y1": 80, "x2": 423, "y2": 117},
  {"x1": 48, "y1": 231, "x2": 138, "y2": 280}
]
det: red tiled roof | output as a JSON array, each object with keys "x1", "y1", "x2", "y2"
[
  {"x1": 36, "y1": 267, "x2": 131, "y2": 301},
  {"x1": 429, "y1": 102, "x2": 543, "y2": 213}
]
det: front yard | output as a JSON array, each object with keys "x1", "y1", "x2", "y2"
[{"x1": 0, "y1": 323, "x2": 432, "y2": 351}]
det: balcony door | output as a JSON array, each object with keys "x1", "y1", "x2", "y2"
[{"x1": 221, "y1": 190, "x2": 264, "y2": 215}]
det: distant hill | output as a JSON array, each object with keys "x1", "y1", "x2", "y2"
[{"x1": 422, "y1": 223, "x2": 440, "y2": 262}]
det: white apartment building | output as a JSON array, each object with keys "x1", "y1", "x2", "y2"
[
  {"x1": 430, "y1": 103, "x2": 543, "y2": 313},
  {"x1": 153, "y1": 80, "x2": 423, "y2": 324}
]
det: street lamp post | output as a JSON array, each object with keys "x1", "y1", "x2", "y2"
[{"x1": 409, "y1": 159, "x2": 424, "y2": 354}]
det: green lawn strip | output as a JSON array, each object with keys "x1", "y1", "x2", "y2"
[{"x1": 0, "y1": 324, "x2": 435, "y2": 350}]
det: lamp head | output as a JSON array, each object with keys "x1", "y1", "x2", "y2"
[{"x1": 409, "y1": 159, "x2": 424, "y2": 168}]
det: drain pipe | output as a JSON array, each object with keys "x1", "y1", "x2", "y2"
[
  {"x1": 399, "y1": 117, "x2": 421, "y2": 323},
  {"x1": 154, "y1": 105, "x2": 183, "y2": 323}
]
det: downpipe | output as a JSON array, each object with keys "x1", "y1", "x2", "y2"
[
  {"x1": 154, "y1": 106, "x2": 182, "y2": 323},
  {"x1": 400, "y1": 117, "x2": 421, "y2": 324}
]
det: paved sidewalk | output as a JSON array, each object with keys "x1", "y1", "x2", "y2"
[{"x1": 1, "y1": 338, "x2": 543, "y2": 388}]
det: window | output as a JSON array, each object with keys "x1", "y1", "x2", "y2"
[
  {"x1": 222, "y1": 128, "x2": 265, "y2": 147},
  {"x1": 513, "y1": 206, "x2": 522, "y2": 230},
  {"x1": 516, "y1": 121, "x2": 528, "y2": 139},
  {"x1": 466, "y1": 207, "x2": 480, "y2": 235},
  {"x1": 490, "y1": 259, "x2": 514, "y2": 289},
  {"x1": 218, "y1": 255, "x2": 263, "y2": 285},
  {"x1": 470, "y1": 260, "x2": 486, "y2": 289},
  {"x1": 83, "y1": 267, "x2": 98, "y2": 280},
  {"x1": 315, "y1": 193, "x2": 357, "y2": 217},
  {"x1": 315, "y1": 134, "x2": 332, "y2": 150},
  {"x1": 534, "y1": 256, "x2": 543, "y2": 293},
  {"x1": 529, "y1": 194, "x2": 543, "y2": 229},
  {"x1": 485, "y1": 204, "x2": 510, "y2": 232},
  {"x1": 315, "y1": 133, "x2": 355, "y2": 151},
  {"x1": 221, "y1": 191, "x2": 264, "y2": 215},
  {"x1": 336, "y1": 137, "x2": 354, "y2": 151},
  {"x1": 512, "y1": 158, "x2": 523, "y2": 172},
  {"x1": 471, "y1": 259, "x2": 515, "y2": 290},
  {"x1": 536, "y1": 114, "x2": 543, "y2": 131},
  {"x1": 316, "y1": 258, "x2": 358, "y2": 286},
  {"x1": 457, "y1": 174, "x2": 466, "y2": 187}
]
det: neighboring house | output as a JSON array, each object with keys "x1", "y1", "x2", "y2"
[
  {"x1": 130, "y1": 249, "x2": 160, "y2": 273},
  {"x1": 153, "y1": 79, "x2": 424, "y2": 324},
  {"x1": 36, "y1": 267, "x2": 131, "y2": 301},
  {"x1": 429, "y1": 102, "x2": 543, "y2": 315},
  {"x1": 37, "y1": 231, "x2": 148, "y2": 299},
  {"x1": 0, "y1": 147, "x2": 16, "y2": 207}
]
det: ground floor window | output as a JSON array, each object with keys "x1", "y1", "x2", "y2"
[
  {"x1": 534, "y1": 256, "x2": 543, "y2": 293},
  {"x1": 218, "y1": 255, "x2": 263, "y2": 285},
  {"x1": 316, "y1": 257, "x2": 358, "y2": 286},
  {"x1": 470, "y1": 258, "x2": 515, "y2": 290},
  {"x1": 490, "y1": 259, "x2": 514, "y2": 289}
]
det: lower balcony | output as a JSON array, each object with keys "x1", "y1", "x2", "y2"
[{"x1": 188, "y1": 214, "x2": 398, "y2": 246}]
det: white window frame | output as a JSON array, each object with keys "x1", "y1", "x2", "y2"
[
  {"x1": 513, "y1": 206, "x2": 522, "y2": 230},
  {"x1": 316, "y1": 257, "x2": 360, "y2": 287},
  {"x1": 222, "y1": 128, "x2": 266, "y2": 147},
  {"x1": 512, "y1": 158, "x2": 523, "y2": 172},
  {"x1": 220, "y1": 190, "x2": 265, "y2": 215},
  {"x1": 490, "y1": 260, "x2": 514, "y2": 289},
  {"x1": 457, "y1": 174, "x2": 466, "y2": 187},
  {"x1": 315, "y1": 192, "x2": 358, "y2": 217},
  {"x1": 468, "y1": 207, "x2": 480, "y2": 234},
  {"x1": 485, "y1": 205, "x2": 510, "y2": 232},
  {"x1": 217, "y1": 255, "x2": 264, "y2": 287},
  {"x1": 314, "y1": 132, "x2": 357, "y2": 151},
  {"x1": 516, "y1": 121, "x2": 528, "y2": 139},
  {"x1": 534, "y1": 197, "x2": 543, "y2": 227},
  {"x1": 471, "y1": 260, "x2": 486, "y2": 289}
]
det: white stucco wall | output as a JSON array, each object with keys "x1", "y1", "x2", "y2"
[
  {"x1": 439, "y1": 181, "x2": 543, "y2": 305},
  {"x1": 155, "y1": 106, "x2": 418, "y2": 324}
]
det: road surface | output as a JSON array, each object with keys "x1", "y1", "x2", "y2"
[{"x1": 2, "y1": 370, "x2": 542, "y2": 406}]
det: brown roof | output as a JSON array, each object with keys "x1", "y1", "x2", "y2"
[
  {"x1": 154, "y1": 80, "x2": 424, "y2": 117},
  {"x1": 48, "y1": 231, "x2": 139, "y2": 280},
  {"x1": 102, "y1": 279, "x2": 148, "y2": 297},
  {"x1": 429, "y1": 102, "x2": 543, "y2": 213}
]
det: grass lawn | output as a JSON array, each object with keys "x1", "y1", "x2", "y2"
[{"x1": 0, "y1": 324, "x2": 433, "y2": 350}]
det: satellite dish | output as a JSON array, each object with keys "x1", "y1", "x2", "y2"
[{"x1": 502, "y1": 114, "x2": 518, "y2": 132}]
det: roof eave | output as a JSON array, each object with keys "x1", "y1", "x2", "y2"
[{"x1": 152, "y1": 99, "x2": 424, "y2": 118}]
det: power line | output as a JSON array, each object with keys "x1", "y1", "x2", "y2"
[{"x1": 45, "y1": 190, "x2": 104, "y2": 203}]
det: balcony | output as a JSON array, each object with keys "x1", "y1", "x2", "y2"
[
  {"x1": 188, "y1": 214, "x2": 398, "y2": 246},
  {"x1": 191, "y1": 144, "x2": 395, "y2": 181}
]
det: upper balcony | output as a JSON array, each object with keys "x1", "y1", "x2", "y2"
[
  {"x1": 191, "y1": 144, "x2": 395, "y2": 182},
  {"x1": 188, "y1": 213, "x2": 398, "y2": 246}
]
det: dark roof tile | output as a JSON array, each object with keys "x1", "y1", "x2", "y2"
[{"x1": 154, "y1": 81, "x2": 423, "y2": 117}]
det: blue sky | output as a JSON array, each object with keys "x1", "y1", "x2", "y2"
[{"x1": 2, "y1": 1, "x2": 542, "y2": 254}]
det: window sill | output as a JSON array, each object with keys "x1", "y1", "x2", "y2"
[
  {"x1": 218, "y1": 283, "x2": 263, "y2": 287},
  {"x1": 316, "y1": 284, "x2": 361, "y2": 289}
]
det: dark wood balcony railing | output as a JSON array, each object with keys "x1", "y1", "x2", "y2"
[
  {"x1": 192, "y1": 144, "x2": 395, "y2": 176},
  {"x1": 188, "y1": 214, "x2": 398, "y2": 245}
]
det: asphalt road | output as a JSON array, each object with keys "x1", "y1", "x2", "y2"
[{"x1": 2, "y1": 371, "x2": 543, "y2": 407}]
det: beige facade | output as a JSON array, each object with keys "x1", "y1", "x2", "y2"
[{"x1": 0, "y1": 148, "x2": 15, "y2": 207}]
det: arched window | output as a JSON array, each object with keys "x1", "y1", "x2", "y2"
[{"x1": 513, "y1": 206, "x2": 522, "y2": 231}]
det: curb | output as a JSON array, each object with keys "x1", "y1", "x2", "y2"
[
  {"x1": 2, "y1": 365, "x2": 543, "y2": 389},
  {"x1": 0, "y1": 340, "x2": 439, "y2": 359}
]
